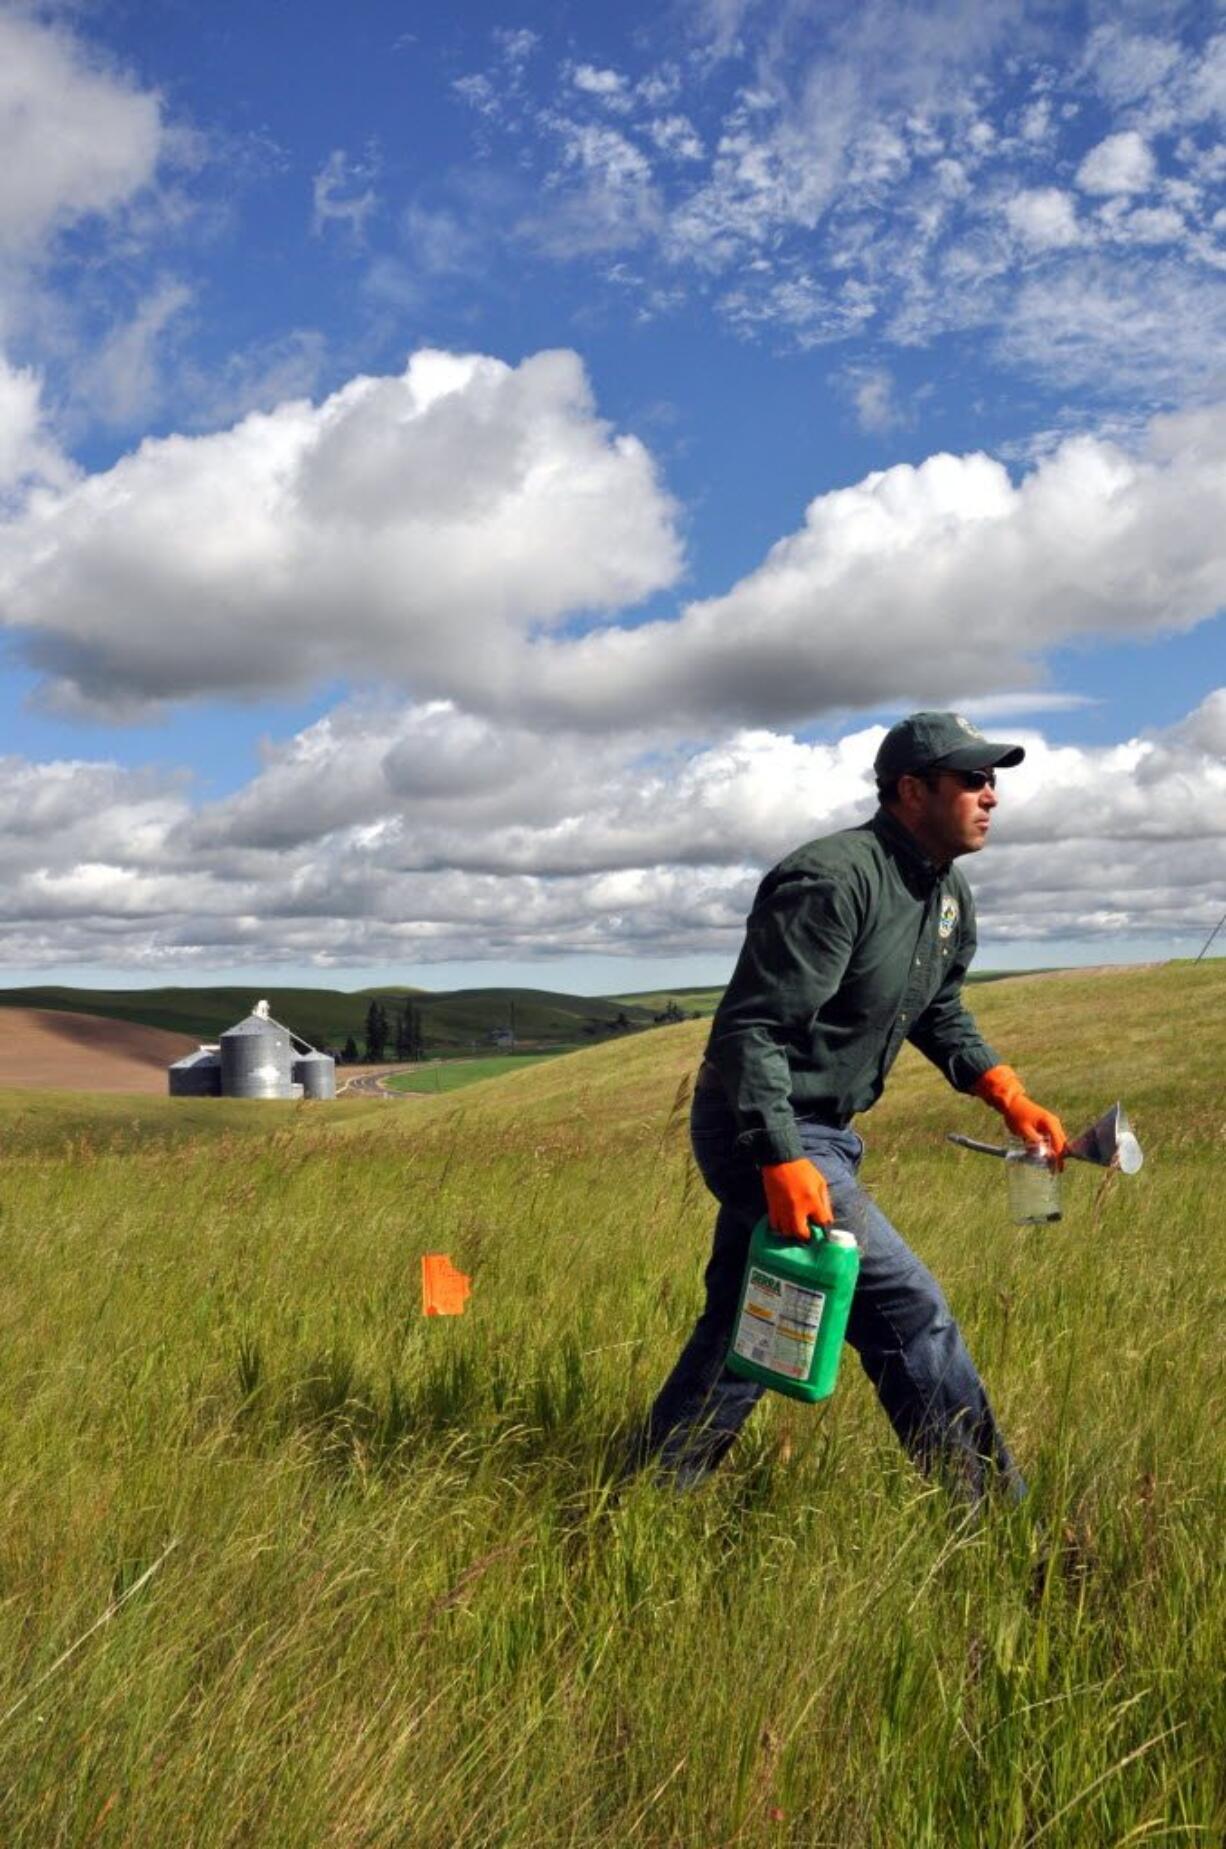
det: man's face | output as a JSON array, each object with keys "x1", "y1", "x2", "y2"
[{"x1": 901, "y1": 766, "x2": 999, "y2": 862}]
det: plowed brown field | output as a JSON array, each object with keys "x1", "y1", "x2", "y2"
[{"x1": 0, "y1": 1008, "x2": 197, "y2": 1092}]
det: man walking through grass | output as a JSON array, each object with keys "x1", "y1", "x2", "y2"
[{"x1": 631, "y1": 711, "x2": 1067, "y2": 1500}]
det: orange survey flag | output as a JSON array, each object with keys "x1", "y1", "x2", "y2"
[{"x1": 421, "y1": 1254, "x2": 471, "y2": 1316}]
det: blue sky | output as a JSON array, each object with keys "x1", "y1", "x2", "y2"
[{"x1": 0, "y1": 0, "x2": 1222, "y2": 991}]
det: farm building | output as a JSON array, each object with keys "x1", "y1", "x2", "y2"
[{"x1": 167, "y1": 1000, "x2": 336, "y2": 1100}]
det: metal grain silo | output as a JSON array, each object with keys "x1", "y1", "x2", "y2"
[
  {"x1": 292, "y1": 1049, "x2": 336, "y2": 1099},
  {"x1": 220, "y1": 1002, "x2": 295, "y2": 1099},
  {"x1": 168, "y1": 1046, "x2": 222, "y2": 1096}
]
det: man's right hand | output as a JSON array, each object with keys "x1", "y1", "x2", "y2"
[{"x1": 761, "y1": 1158, "x2": 834, "y2": 1241}]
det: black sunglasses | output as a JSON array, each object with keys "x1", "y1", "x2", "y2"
[
  {"x1": 916, "y1": 766, "x2": 997, "y2": 792},
  {"x1": 941, "y1": 767, "x2": 996, "y2": 791}
]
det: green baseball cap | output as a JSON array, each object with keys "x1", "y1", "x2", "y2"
[{"x1": 874, "y1": 711, "x2": 1025, "y2": 782}]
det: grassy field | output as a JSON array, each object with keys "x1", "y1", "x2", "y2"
[
  {"x1": 0, "y1": 962, "x2": 1221, "y2": 1845},
  {"x1": 384, "y1": 1053, "x2": 564, "y2": 1094}
]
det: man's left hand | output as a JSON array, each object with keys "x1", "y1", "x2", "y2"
[
  {"x1": 1002, "y1": 1094, "x2": 1068, "y2": 1167},
  {"x1": 973, "y1": 1064, "x2": 1068, "y2": 1167}
]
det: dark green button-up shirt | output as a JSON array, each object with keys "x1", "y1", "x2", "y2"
[{"x1": 705, "y1": 807, "x2": 1000, "y2": 1164}]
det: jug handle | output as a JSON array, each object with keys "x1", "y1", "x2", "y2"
[{"x1": 754, "y1": 1214, "x2": 832, "y2": 1245}]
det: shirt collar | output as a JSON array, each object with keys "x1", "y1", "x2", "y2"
[{"x1": 871, "y1": 806, "x2": 949, "y2": 885}]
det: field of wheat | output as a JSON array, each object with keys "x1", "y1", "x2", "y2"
[{"x1": 0, "y1": 961, "x2": 1221, "y2": 1846}]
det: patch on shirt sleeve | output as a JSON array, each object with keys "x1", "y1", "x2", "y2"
[{"x1": 939, "y1": 895, "x2": 960, "y2": 939}]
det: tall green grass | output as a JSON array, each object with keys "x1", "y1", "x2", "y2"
[{"x1": 0, "y1": 963, "x2": 1221, "y2": 1845}]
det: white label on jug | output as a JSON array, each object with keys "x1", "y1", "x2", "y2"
[{"x1": 732, "y1": 1267, "x2": 826, "y2": 1380}]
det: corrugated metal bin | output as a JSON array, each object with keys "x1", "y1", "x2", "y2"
[
  {"x1": 168, "y1": 1047, "x2": 222, "y2": 1096},
  {"x1": 292, "y1": 1050, "x2": 336, "y2": 1100},
  {"x1": 219, "y1": 1010, "x2": 295, "y2": 1099}
]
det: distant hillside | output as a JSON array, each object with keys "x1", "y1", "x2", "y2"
[
  {"x1": 604, "y1": 985, "x2": 724, "y2": 1017},
  {"x1": 605, "y1": 971, "x2": 1045, "y2": 1018},
  {"x1": 0, "y1": 963, "x2": 1050, "y2": 1058},
  {"x1": 0, "y1": 986, "x2": 391, "y2": 1047},
  {"x1": 396, "y1": 958, "x2": 1213, "y2": 1152},
  {"x1": 0, "y1": 984, "x2": 656, "y2": 1052},
  {"x1": 401, "y1": 986, "x2": 655, "y2": 1045}
]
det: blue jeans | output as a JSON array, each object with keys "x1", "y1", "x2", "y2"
[{"x1": 635, "y1": 1082, "x2": 1024, "y2": 1501}]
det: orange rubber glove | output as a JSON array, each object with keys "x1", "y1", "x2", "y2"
[
  {"x1": 972, "y1": 1064, "x2": 1068, "y2": 1166},
  {"x1": 761, "y1": 1158, "x2": 834, "y2": 1242}
]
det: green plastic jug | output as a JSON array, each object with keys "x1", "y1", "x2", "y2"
[{"x1": 726, "y1": 1217, "x2": 860, "y2": 1403}]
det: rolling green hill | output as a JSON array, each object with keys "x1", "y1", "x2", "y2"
[
  {"x1": 393, "y1": 985, "x2": 656, "y2": 1045},
  {"x1": 605, "y1": 984, "x2": 726, "y2": 1016},
  {"x1": 0, "y1": 984, "x2": 398, "y2": 1046},
  {"x1": 0, "y1": 964, "x2": 1049, "y2": 1058},
  {"x1": 0, "y1": 983, "x2": 656, "y2": 1052}
]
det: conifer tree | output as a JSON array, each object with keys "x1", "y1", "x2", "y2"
[{"x1": 364, "y1": 999, "x2": 389, "y2": 1062}]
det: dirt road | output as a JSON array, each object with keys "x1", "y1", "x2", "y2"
[{"x1": 336, "y1": 1065, "x2": 419, "y2": 1098}]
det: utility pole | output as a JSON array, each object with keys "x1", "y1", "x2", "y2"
[{"x1": 1195, "y1": 909, "x2": 1226, "y2": 962}]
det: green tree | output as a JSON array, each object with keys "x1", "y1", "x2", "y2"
[
  {"x1": 392, "y1": 1003, "x2": 426, "y2": 1061},
  {"x1": 340, "y1": 1034, "x2": 359, "y2": 1064},
  {"x1": 364, "y1": 999, "x2": 389, "y2": 1062}
]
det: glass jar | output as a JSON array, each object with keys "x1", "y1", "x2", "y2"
[{"x1": 1005, "y1": 1137, "x2": 1062, "y2": 1224}]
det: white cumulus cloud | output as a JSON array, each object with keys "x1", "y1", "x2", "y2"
[
  {"x1": 0, "y1": 695, "x2": 1221, "y2": 971},
  {"x1": 0, "y1": 10, "x2": 164, "y2": 251},
  {"x1": 1003, "y1": 186, "x2": 1080, "y2": 249},
  {"x1": 2, "y1": 378, "x2": 1223, "y2": 738},
  {"x1": 570, "y1": 64, "x2": 632, "y2": 110},
  {"x1": 1077, "y1": 130, "x2": 1156, "y2": 196},
  {"x1": 517, "y1": 409, "x2": 1226, "y2": 730},
  {"x1": 0, "y1": 346, "x2": 683, "y2": 715}
]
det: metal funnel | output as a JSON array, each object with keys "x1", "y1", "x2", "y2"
[
  {"x1": 1066, "y1": 1101, "x2": 1143, "y2": 1173},
  {"x1": 946, "y1": 1100, "x2": 1143, "y2": 1173}
]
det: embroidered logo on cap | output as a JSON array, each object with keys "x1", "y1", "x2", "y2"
[{"x1": 953, "y1": 715, "x2": 984, "y2": 738}]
